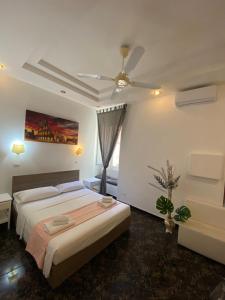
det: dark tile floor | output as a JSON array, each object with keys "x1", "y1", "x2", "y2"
[{"x1": 0, "y1": 207, "x2": 224, "y2": 300}]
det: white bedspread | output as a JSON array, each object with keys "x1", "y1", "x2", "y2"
[{"x1": 15, "y1": 188, "x2": 130, "y2": 278}]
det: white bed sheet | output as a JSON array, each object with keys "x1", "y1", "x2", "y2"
[
  {"x1": 13, "y1": 195, "x2": 21, "y2": 212},
  {"x1": 15, "y1": 188, "x2": 130, "y2": 278}
]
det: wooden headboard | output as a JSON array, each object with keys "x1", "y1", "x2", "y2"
[{"x1": 12, "y1": 170, "x2": 79, "y2": 194}]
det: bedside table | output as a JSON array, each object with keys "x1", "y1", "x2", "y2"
[
  {"x1": 0, "y1": 193, "x2": 12, "y2": 230},
  {"x1": 83, "y1": 177, "x2": 101, "y2": 192}
]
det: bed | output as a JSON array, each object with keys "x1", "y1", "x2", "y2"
[{"x1": 12, "y1": 170, "x2": 131, "y2": 288}]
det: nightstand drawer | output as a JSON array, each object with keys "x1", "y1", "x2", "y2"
[{"x1": 0, "y1": 201, "x2": 10, "y2": 210}]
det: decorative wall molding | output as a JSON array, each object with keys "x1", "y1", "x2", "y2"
[
  {"x1": 38, "y1": 59, "x2": 99, "y2": 95},
  {"x1": 23, "y1": 63, "x2": 99, "y2": 102}
]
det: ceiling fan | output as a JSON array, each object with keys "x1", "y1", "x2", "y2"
[{"x1": 77, "y1": 45, "x2": 161, "y2": 99}]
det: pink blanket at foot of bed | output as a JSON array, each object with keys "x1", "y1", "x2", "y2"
[{"x1": 26, "y1": 200, "x2": 118, "y2": 269}]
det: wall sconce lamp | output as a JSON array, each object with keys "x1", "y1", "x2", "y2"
[
  {"x1": 0, "y1": 64, "x2": 6, "y2": 71},
  {"x1": 12, "y1": 144, "x2": 25, "y2": 155},
  {"x1": 74, "y1": 145, "x2": 83, "y2": 156}
]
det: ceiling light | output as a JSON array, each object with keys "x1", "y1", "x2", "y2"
[
  {"x1": 152, "y1": 89, "x2": 160, "y2": 96},
  {"x1": 118, "y1": 79, "x2": 127, "y2": 87},
  {"x1": 116, "y1": 72, "x2": 129, "y2": 88},
  {"x1": 0, "y1": 64, "x2": 6, "y2": 71}
]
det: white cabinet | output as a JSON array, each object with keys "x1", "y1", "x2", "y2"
[{"x1": 0, "y1": 193, "x2": 12, "y2": 230}]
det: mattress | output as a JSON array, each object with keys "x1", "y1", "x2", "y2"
[{"x1": 15, "y1": 188, "x2": 130, "y2": 277}]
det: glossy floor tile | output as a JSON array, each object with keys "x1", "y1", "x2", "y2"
[{"x1": 0, "y1": 208, "x2": 224, "y2": 300}]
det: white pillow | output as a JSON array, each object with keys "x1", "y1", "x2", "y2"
[
  {"x1": 56, "y1": 180, "x2": 84, "y2": 193},
  {"x1": 14, "y1": 186, "x2": 60, "y2": 204}
]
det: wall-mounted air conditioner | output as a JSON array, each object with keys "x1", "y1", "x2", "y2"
[{"x1": 175, "y1": 85, "x2": 217, "y2": 107}]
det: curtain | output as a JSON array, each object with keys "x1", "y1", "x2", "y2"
[{"x1": 97, "y1": 104, "x2": 127, "y2": 195}]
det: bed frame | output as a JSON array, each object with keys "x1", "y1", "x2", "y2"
[{"x1": 12, "y1": 170, "x2": 130, "y2": 288}]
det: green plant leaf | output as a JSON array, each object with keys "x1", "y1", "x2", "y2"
[
  {"x1": 174, "y1": 175, "x2": 181, "y2": 185},
  {"x1": 156, "y1": 196, "x2": 174, "y2": 214},
  {"x1": 154, "y1": 175, "x2": 167, "y2": 189},
  {"x1": 174, "y1": 205, "x2": 191, "y2": 222}
]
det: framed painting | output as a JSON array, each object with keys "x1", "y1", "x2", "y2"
[{"x1": 24, "y1": 110, "x2": 79, "y2": 145}]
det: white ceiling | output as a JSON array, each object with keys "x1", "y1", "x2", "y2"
[{"x1": 1, "y1": 0, "x2": 225, "y2": 107}]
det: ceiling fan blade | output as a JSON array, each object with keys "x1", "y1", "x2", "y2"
[
  {"x1": 99, "y1": 75, "x2": 114, "y2": 81},
  {"x1": 77, "y1": 73, "x2": 113, "y2": 81},
  {"x1": 131, "y1": 81, "x2": 161, "y2": 90},
  {"x1": 124, "y1": 46, "x2": 145, "y2": 74}
]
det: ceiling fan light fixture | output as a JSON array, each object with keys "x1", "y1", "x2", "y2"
[
  {"x1": 116, "y1": 72, "x2": 129, "y2": 88},
  {"x1": 117, "y1": 79, "x2": 127, "y2": 87},
  {"x1": 78, "y1": 45, "x2": 159, "y2": 101}
]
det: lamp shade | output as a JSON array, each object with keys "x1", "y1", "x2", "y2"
[{"x1": 12, "y1": 144, "x2": 25, "y2": 155}]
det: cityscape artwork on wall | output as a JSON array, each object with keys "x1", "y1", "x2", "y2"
[{"x1": 24, "y1": 110, "x2": 79, "y2": 145}]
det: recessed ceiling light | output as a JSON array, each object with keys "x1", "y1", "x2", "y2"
[
  {"x1": 60, "y1": 90, "x2": 66, "y2": 94},
  {"x1": 152, "y1": 89, "x2": 160, "y2": 96},
  {"x1": 0, "y1": 64, "x2": 6, "y2": 71}
]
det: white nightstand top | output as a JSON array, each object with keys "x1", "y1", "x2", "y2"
[
  {"x1": 0, "y1": 193, "x2": 12, "y2": 203},
  {"x1": 83, "y1": 177, "x2": 101, "y2": 183},
  {"x1": 83, "y1": 177, "x2": 101, "y2": 189}
]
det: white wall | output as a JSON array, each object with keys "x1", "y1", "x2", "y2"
[
  {"x1": 0, "y1": 75, "x2": 97, "y2": 194},
  {"x1": 118, "y1": 85, "x2": 225, "y2": 217}
]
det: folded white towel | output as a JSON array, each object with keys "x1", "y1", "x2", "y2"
[
  {"x1": 101, "y1": 196, "x2": 113, "y2": 203},
  {"x1": 98, "y1": 199, "x2": 116, "y2": 208},
  {"x1": 43, "y1": 220, "x2": 74, "y2": 235},
  {"x1": 52, "y1": 215, "x2": 70, "y2": 226}
]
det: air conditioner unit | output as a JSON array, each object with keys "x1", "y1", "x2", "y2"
[{"x1": 175, "y1": 85, "x2": 217, "y2": 107}]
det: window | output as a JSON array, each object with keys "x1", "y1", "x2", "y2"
[
  {"x1": 110, "y1": 130, "x2": 121, "y2": 169},
  {"x1": 96, "y1": 130, "x2": 121, "y2": 169}
]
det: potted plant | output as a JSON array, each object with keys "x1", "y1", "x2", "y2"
[{"x1": 148, "y1": 160, "x2": 191, "y2": 233}]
